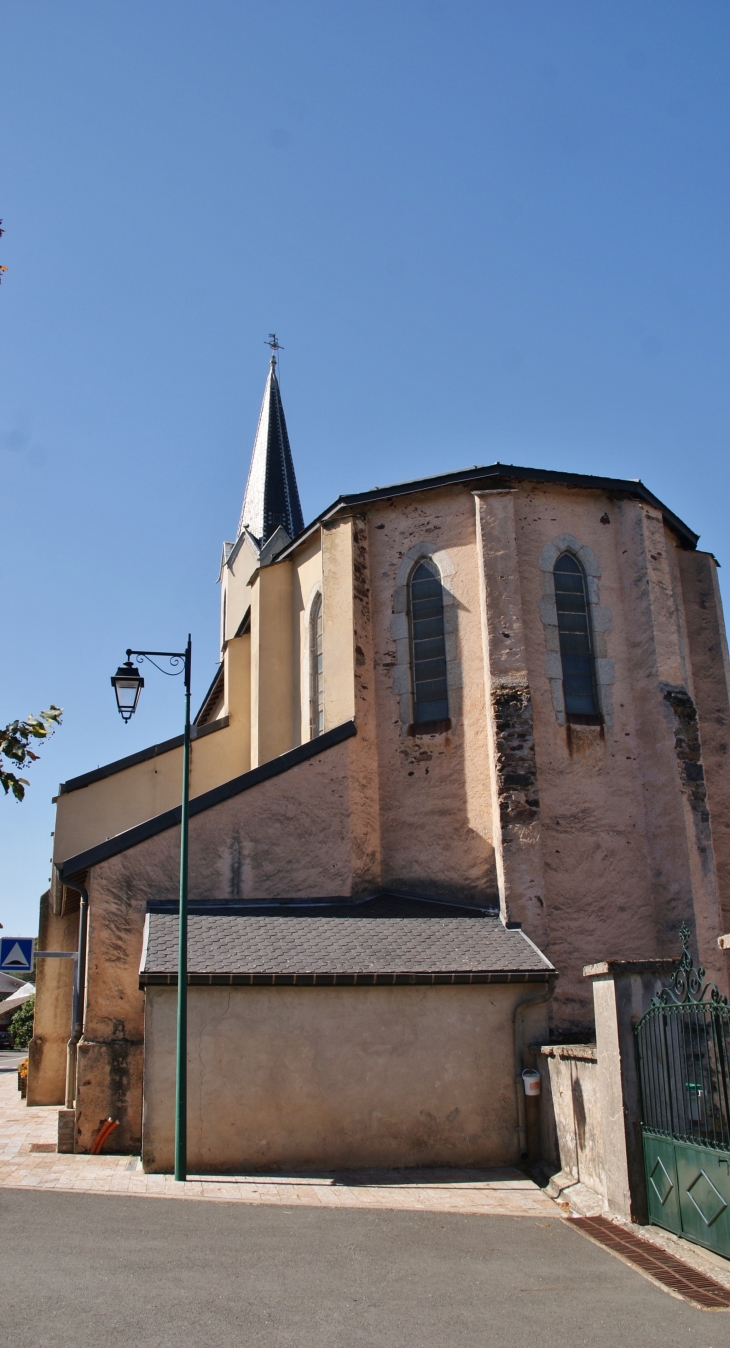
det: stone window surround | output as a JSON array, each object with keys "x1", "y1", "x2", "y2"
[
  {"x1": 539, "y1": 534, "x2": 614, "y2": 726},
  {"x1": 390, "y1": 542, "x2": 462, "y2": 735},
  {"x1": 302, "y1": 584, "x2": 322, "y2": 742}
]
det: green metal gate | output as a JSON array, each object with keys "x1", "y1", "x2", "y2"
[{"x1": 635, "y1": 924, "x2": 730, "y2": 1259}]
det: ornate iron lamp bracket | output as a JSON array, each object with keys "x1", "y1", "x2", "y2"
[{"x1": 651, "y1": 921, "x2": 728, "y2": 1008}]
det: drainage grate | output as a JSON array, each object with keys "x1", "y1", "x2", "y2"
[
  {"x1": 572, "y1": 1216, "x2": 730, "y2": 1310},
  {"x1": 29, "y1": 1143, "x2": 56, "y2": 1154}
]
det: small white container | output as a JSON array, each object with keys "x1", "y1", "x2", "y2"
[{"x1": 522, "y1": 1068, "x2": 541, "y2": 1097}]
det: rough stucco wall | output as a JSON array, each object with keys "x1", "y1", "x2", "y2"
[
  {"x1": 322, "y1": 520, "x2": 356, "y2": 730},
  {"x1": 194, "y1": 736, "x2": 357, "y2": 903},
  {"x1": 475, "y1": 489, "x2": 548, "y2": 947},
  {"x1": 343, "y1": 514, "x2": 382, "y2": 891},
  {"x1": 368, "y1": 489, "x2": 497, "y2": 903},
  {"x1": 677, "y1": 549, "x2": 730, "y2": 935},
  {"x1": 142, "y1": 983, "x2": 535, "y2": 1172},
  {"x1": 27, "y1": 891, "x2": 78, "y2": 1107},
  {"x1": 74, "y1": 864, "x2": 145, "y2": 1153},
  {"x1": 513, "y1": 484, "x2": 727, "y2": 1029}
]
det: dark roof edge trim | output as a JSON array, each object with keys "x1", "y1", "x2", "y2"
[
  {"x1": 144, "y1": 892, "x2": 500, "y2": 916},
  {"x1": 58, "y1": 716, "x2": 230, "y2": 796},
  {"x1": 274, "y1": 463, "x2": 698, "y2": 561},
  {"x1": 194, "y1": 664, "x2": 225, "y2": 727},
  {"x1": 140, "y1": 969, "x2": 555, "y2": 988},
  {"x1": 59, "y1": 719, "x2": 357, "y2": 881}
]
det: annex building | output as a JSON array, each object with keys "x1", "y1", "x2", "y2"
[{"x1": 29, "y1": 352, "x2": 730, "y2": 1171}]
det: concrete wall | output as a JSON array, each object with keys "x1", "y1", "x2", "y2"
[
  {"x1": 142, "y1": 982, "x2": 547, "y2": 1173},
  {"x1": 539, "y1": 959, "x2": 681, "y2": 1222},
  {"x1": 539, "y1": 1044, "x2": 605, "y2": 1200}
]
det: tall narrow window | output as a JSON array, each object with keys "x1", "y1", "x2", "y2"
[
  {"x1": 309, "y1": 593, "x2": 324, "y2": 738},
  {"x1": 554, "y1": 554, "x2": 599, "y2": 718},
  {"x1": 409, "y1": 561, "x2": 449, "y2": 727}
]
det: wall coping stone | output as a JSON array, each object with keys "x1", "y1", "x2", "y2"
[
  {"x1": 540, "y1": 1043, "x2": 597, "y2": 1061},
  {"x1": 583, "y1": 959, "x2": 680, "y2": 977}
]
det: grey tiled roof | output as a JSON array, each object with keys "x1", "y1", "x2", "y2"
[{"x1": 140, "y1": 895, "x2": 553, "y2": 986}]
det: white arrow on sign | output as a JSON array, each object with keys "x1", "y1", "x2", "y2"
[{"x1": 2, "y1": 942, "x2": 31, "y2": 968}]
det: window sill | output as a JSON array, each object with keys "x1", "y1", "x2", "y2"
[
  {"x1": 566, "y1": 713, "x2": 604, "y2": 726},
  {"x1": 407, "y1": 718, "x2": 452, "y2": 737}
]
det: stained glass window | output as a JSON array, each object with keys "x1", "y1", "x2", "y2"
[
  {"x1": 554, "y1": 554, "x2": 598, "y2": 717},
  {"x1": 409, "y1": 562, "x2": 449, "y2": 726}
]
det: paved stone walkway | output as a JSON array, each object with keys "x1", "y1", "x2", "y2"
[{"x1": 0, "y1": 1055, "x2": 559, "y2": 1216}]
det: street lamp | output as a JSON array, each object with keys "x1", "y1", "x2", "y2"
[
  {"x1": 110, "y1": 657, "x2": 144, "y2": 721},
  {"x1": 110, "y1": 636, "x2": 192, "y2": 1182}
]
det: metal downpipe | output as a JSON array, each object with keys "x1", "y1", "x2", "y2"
[
  {"x1": 513, "y1": 978, "x2": 556, "y2": 1158},
  {"x1": 64, "y1": 876, "x2": 89, "y2": 1110}
]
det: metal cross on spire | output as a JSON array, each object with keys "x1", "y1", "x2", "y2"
[{"x1": 265, "y1": 333, "x2": 283, "y2": 366}]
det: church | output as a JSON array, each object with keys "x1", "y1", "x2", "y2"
[{"x1": 29, "y1": 349, "x2": 730, "y2": 1172}]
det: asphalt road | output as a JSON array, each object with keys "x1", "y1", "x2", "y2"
[{"x1": 1, "y1": 1189, "x2": 720, "y2": 1346}]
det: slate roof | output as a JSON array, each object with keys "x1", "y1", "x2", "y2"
[
  {"x1": 274, "y1": 462, "x2": 699, "y2": 559},
  {"x1": 238, "y1": 355, "x2": 304, "y2": 546},
  {"x1": 140, "y1": 894, "x2": 554, "y2": 987}
]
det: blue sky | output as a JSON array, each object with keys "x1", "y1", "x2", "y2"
[{"x1": 2, "y1": 1, "x2": 729, "y2": 933}]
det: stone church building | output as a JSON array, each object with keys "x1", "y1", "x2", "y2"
[{"x1": 29, "y1": 353, "x2": 730, "y2": 1171}]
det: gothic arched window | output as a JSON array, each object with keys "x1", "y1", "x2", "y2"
[
  {"x1": 309, "y1": 593, "x2": 324, "y2": 738},
  {"x1": 554, "y1": 553, "x2": 599, "y2": 718},
  {"x1": 409, "y1": 561, "x2": 449, "y2": 728}
]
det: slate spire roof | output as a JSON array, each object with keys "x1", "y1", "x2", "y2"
[{"x1": 237, "y1": 353, "x2": 304, "y2": 547}]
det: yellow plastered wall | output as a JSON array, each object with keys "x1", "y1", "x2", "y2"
[
  {"x1": 250, "y1": 560, "x2": 295, "y2": 767},
  {"x1": 293, "y1": 536, "x2": 324, "y2": 744},
  {"x1": 322, "y1": 518, "x2": 356, "y2": 729},
  {"x1": 223, "y1": 633, "x2": 251, "y2": 773},
  {"x1": 53, "y1": 711, "x2": 252, "y2": 865}
]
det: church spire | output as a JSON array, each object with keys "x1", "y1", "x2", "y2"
[{"x1": 237, "y1": 337, "x2": 304, "y2": 548}]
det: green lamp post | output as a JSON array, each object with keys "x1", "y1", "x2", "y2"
[{"x1": 111, "y1": 636, "x2": 192, "y2": 1182}]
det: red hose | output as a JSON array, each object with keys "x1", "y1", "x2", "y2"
[{"x1": 90, "y1": 1118, "x2": 119, "y2": 1154}]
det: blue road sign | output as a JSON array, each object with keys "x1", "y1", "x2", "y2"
[{"x1": 0, "y1": 938, "x2": 34, "y2": 973}]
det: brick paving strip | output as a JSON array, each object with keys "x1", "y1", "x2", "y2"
[{"x1": 571, "y1": 1215, "x2": 730, "y2": 1311}]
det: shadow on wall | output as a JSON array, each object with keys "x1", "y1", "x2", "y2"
[
  {"x1": 379, "y1": 565, "x2": 499, "y2": 907},
  {"x1": 572, "y1": 1072, "x2": 587, "y2": 1150}
]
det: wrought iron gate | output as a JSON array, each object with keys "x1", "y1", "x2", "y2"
[{"x1": 635, "y1": 924, "x2": 730, "y2": 1259}]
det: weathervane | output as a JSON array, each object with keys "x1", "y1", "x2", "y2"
[{"x1": 265, "y1": 333, "x2": 283, "y2": 366}]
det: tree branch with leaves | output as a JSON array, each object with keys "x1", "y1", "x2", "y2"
[{"x1": 0, "y1": 707, "x2": 63, "y2": 801}]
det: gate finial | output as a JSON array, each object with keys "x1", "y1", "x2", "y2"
[{"x1": 651, "y1": 923, "x2": 728, "y2": 1008}]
